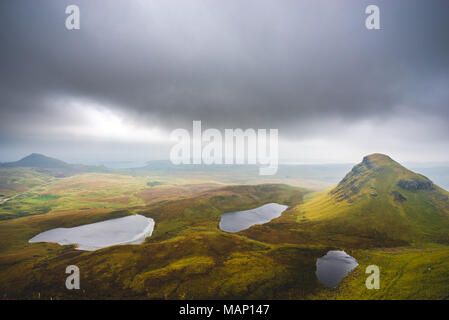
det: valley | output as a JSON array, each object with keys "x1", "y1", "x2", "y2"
[{"x1": 1, "y1": 153, "x2": 449, "y2": 300}]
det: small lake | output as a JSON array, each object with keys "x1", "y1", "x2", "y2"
[
  {"x1": 29, "y1": 214, "x2": 155, "y2": 251},
  {"x1": 219, "y1": 203, "x2": 288, "y2": 233},
  {"x1": 316, "y1": 250, "x2": 358, "y2": 288}
]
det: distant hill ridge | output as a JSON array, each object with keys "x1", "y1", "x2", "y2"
[
  {"x1": 1, "y1": 153, "x2": 70, "y2": 168},
  {"x1": 0, "y1": 153, "x2": 109, "y2": 177}
]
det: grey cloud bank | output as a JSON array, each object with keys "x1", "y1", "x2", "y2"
[{"x1": 0, "y1": 0, "x2": 448, "y2": 163}]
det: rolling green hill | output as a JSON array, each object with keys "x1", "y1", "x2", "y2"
[{"x1": 292, "y1": 153, "x2": 449, "y2": 245}]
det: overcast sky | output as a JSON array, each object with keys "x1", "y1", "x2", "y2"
[{"x1": 0, "y1": 0, "x2": 448, "y2": 164}]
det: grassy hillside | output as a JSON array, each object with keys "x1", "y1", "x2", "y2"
[
  {"x1": 1, "y1": 154, "x2": 449, "y2": 299},
  {"x1": 0, "y1": 171, "x2": 224, "y2": 221},
  {"x1": 287, "y1": 154, "x2": 449, "y2": 245},
  {"x1": 0, "y1": 173, "x2": 146, "y2": 220},
  {"x1": 0, "y1": 183, "x2": 322, "y2": 299},
  {"x1": 0, "y1": 167, "x2": 53, "y2": 197},
  {"x1": 310, "y1": 244, "x2": 449, "y2": 300}
]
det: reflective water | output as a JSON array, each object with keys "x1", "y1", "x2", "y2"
[
  {"x1": 219, "y1": 203, "x2": 288, "y2": 233},
  {"x1": 316, "y1": 250, "x2": 359, "y2": 288},
  {"x1": 29, "y1": 214, "x2": 155, "y2": 251}
]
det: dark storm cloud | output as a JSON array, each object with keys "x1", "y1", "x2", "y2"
[{"x1": 0, "y1": 0, "x2": 448, "y2": 161}]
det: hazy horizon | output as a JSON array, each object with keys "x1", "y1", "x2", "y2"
[{"x1": 3, "y1": 151, "x2": 449, "y2": 169}]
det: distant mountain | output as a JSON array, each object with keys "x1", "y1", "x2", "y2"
[
  {"x1": 296, "y1": 153, "x2": 449, "y2": 245},
  {"x1": 0, "y1": 153, "x2": 110, "y2": 177},
  {"x1": 1, "y1": 153, "x2": 70, "y2": 168}
]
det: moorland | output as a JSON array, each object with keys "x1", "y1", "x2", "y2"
[{"x1": 1, "y1": 153, "x2": 449, "y2": 300}]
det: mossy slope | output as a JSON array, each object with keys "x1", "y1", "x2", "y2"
[{"x1": 291, "y1": 154, "x2": 449, "y2": 245}]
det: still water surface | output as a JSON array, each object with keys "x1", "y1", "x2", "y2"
[
  {"x1": 316, "y1": 250, "x2": 359, "y2": 288},
  {"x1": 219, "y1": 203, "x2": 288, "y2": 233},
  {"x1": 29, "y1": 214, "x2": 155, "y2": 251}
]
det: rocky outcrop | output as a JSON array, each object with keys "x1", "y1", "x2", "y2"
[{"x1": 397, "y1": 179, "x2": 435, "y2": 191}]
